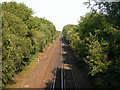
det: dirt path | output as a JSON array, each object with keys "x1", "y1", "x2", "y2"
[{"x1": 19, "y1": 35, "x2": 61, "y2": 88}]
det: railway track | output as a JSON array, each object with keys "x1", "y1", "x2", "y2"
[{"x1": 50, "y1": 37, "x2": 78, "y2": 90}]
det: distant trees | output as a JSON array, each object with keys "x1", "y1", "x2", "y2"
[
  {"x1": 63, "y1": 1, "x2": 120, "y2": 88},
  {"x1": 2, "y1": 1, "x2": 60, "y2": 86}
]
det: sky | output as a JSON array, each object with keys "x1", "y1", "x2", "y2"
[{"x1": 1, "y1": 0, "x2": 91, "y2": 31}]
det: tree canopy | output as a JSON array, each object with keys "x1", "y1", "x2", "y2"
[
  {"x1": 2, "y1": 1, "x2": 60, "y2": 86},
  {"x1": 63, "y1": 1, "x2": 120, "y2": 88}
]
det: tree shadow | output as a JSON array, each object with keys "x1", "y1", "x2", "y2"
[
  {"x1": 44, "y1": 37, "x2": 93, "y2": 89},
  {"x1": 45, "y1": 68, "x2": 61, "y2": 89}
]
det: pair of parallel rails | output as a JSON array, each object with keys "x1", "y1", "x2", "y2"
[{"x1": 50, "y1": 38, "x2": 77, "y2": 90}]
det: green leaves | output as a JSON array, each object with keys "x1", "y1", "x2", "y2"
[
  {"x1": 85, "y1": 33, "x2": 111, "y2": 76},
  {"x1": 2, "y1": 1, "x2": 60, "y2": 86},
  {"x1": 63, "y1": 11, "x2": 120, "y2": 87},
  {"x1": 2, "y1": 11, "x2": 32, "y2": 84},
  {"x1": 2, "y1": 11, "x2": 28, "y2": 37},
  {"x1": 2, "y1": 2, "x2": 33, "y2": 21}
]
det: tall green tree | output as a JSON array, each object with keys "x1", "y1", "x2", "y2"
[
  {"x1": 2, "y1": 2, "x2": 60, "y2": 87},
  {"x1": 63, "y1": 11, "x2": 120, "y2": 87}
]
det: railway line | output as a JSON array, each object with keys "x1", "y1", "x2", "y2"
[{"x1": 50, "y1": 37, "x2": 78, "y2": 90}]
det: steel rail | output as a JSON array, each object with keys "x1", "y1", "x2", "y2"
[
  {"x1": 50, "y1": 37, "x2": 61, "y2": 90},
  {"x1": 51, "y1": 36, "x2": 77, "y2": 90},
  {"x1": 50, "y1": 57, "x2": 58, "y2": 90},
  {"x1": 63, "y1": 64, "x2": 66, "y2": 90},
  {"x1": 60, "y1": 37, "x2": 64, "y2": 90},
  {"x1": 67, "y1": 53, "x2": 78, "y2": 90},
  {"x1": 62, "y1": 38, "x2": 77, "y2": 89},
  {"x1": 61, "y1": 38, "x2": 66, "y2": 90}
]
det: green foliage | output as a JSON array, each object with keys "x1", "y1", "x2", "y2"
[
  {"x1": 63, "y1": 11, "x2": 120, "y2": 88},
  {"x1": 87, "y1": 1, "x2": 120, "y2": 29},
  {"x1": 2, "y1": 11, "x2": 32, "y2": 84},
  {"x1": 25, "y1": 16, "x2": 59, "y2": 51},
  {"x1": 2, "y1": 1, "x2": 60, "y2": 86},
  {"x1": 2, "y1": 2, "x2": 33, "y2": 21},
  {"x1": 78, "y1": 13, "x2": 107, "y2": 39},
  {"x1": 85, "y1": 33, "x2": 111, "y2": 76}
]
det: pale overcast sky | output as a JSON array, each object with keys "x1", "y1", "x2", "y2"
[{"x1": 1, "y1": 0, "x2": 91, "y2": 31}]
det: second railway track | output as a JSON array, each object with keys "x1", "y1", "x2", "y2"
[{"x1": 50, "y1": 37, "x2": 78, "y2": 90}]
